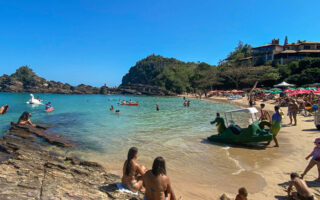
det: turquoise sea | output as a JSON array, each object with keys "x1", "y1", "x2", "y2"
[{"x1": 0, "y1": 93, "x2": 266, "y2": 198}]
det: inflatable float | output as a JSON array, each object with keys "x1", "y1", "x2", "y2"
[
  {"x1": 45, "y1": 107, "x2": 54, "y2": 113},
  {"x1": 208, "y1": 107, "x2": 273, "y2": 144},
  {"x1": 26, "y1": 94, "x2": 42, "y2": 105}
]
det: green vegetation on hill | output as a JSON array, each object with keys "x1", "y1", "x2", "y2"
[
  {"x1": 10, "y1": 66, "x2": 46, "y2": 87},
  {"x1": 122, "y1": 42, "x2": 320, "y2": 95}
]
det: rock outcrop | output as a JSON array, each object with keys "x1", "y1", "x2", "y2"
[
  {"x1": 0, "y1": 124, "x2": 143, "y2": 200},
  {"x1": 0, "y1": 66, "x2": 174, "y2": 96}
]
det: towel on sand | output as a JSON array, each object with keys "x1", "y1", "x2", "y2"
[{"x1": 116, "y1": 182, "x2": 138, "y2": 195}]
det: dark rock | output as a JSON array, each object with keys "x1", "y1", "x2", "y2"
[
  {"x1": 9, "y1": 123, "x2": 75, "y2": 147},
  {"x1": 0, "y1": 125, "x2": 143, "y2": 200}
]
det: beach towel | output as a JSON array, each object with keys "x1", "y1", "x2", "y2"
[{"x1": 116, "y1": 182, "x2": 139, "y2": 195}]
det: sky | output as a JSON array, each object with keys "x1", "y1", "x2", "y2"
[{"x1": 0, "y1": 0, "x2": 319, "y2": 87}]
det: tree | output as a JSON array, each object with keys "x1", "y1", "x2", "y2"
[
  {"x1": 222, "y1": 65, "x2": 249, "y2": 89},
  {"x1": 241, "y1": 66, "x2": 280, "y2": 85}
]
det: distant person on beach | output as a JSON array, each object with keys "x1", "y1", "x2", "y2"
[
  {"x1": 288, "y1": 99, "x2": 299, "y2": 126},
  {"x1": 259, "y1": 103, "x2": 271, "y2": 122},
  {"x1": 288, "y1": 173, "x2": 315, "y2": 200},
  {"x1": 267, "y1": 106, "x2": 281, "y2": 147},
  {"x1": 143, "y1": 156, "x2": 177, "y2": 200},
  {"x1": 122, "y1": 147, "x2": 146, "y2": 192},
  {"x1": 156, "y1": 104, "x2": 159, "y2": 111},
  {"x1": 0, "y1": 104, "x2": 9, "y2": 115},
  {"x1": 17, "y1": 112, "x2": 36, "y2": 127},
  {"x1": 301, "y1": 138, "x2": 320, "y2": 180},
  {"x1": 110, "y1": 105, "x2": 114, "y2": 111},
  {"x1": 235, "y1": 187, "x2": 248, "y2": 200}
]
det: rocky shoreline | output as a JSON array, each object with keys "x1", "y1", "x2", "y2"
[
  {"x1": 0, "y1": 123, "x2": 143, "y2": 199},
  {"x1": 0, "y1": 74, "x2": 173, "y2": 96}
]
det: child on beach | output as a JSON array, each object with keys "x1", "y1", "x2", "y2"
[
  {"x1": 301, "y1": 138, "x2": 320, "y2": 181},
  {"x1": 235, "y1": 187, "x2": 248, "y2": 200},
  {"x1": 288, "y1": 173, "x2": 315, "y2": 200}
]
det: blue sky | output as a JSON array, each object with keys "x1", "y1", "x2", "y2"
[{"x1": 0, "y1": 0, "x2": 319, "y2": 86}]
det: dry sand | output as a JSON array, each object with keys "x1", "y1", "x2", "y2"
[{"x1": 179, "y1": 94, "x2": 320, "y2": 200}]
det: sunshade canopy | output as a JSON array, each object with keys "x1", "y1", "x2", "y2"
[
  {"x1": 274, "y1": 81, "x2": 294, "y2": 87},
  {"x1": 225, "y1": 107, "x2": 259, "y2": 114}
]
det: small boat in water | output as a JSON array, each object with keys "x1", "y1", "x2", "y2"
[
  {"x1": 208, "y1": 107, "x2": 273, "y2": 144},
  {"x1": 120, "y1": 102, "x2": 139, "y2": 106}
]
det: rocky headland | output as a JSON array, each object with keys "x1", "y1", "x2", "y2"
[
  {"x1": 0, "y1": 66, "x2": 174, "y2": 96},
  {"x1": 0, "y1": 123, "x2": 143, "y2": 200}
]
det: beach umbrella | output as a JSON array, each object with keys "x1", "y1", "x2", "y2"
[
  {"x1": 274, "y1": 81, "x2": 295, "y2": 88},
  {"x1": 305, "y1": 87, "x2": 317, "y2": 90},
  {"x1": 282, "y1": 89, "x2": 294, "y2": 93}
]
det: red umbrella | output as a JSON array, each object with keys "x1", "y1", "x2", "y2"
[{"x1": 282, "y1": 89, "x2": 294, "y2": 93}]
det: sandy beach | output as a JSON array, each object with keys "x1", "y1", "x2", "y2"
[{"x1": 179, "y1": 94, "x2": 320, "y2": 199}]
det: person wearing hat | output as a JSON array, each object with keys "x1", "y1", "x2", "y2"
[{"x1": 301, "y1": 138, "x2": 320, "y2": 180}]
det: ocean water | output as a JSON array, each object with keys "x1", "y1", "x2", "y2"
[{"x1": 0, "y1": 93, "x2": 266, "y2": 198}]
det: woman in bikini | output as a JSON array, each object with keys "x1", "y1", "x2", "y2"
[
  {"x1": 143, "y1": 157, "x2": 177, "y2": 200},
  {"x1": 17, "y1": 112, "x2": 36, "y2": 127},
  {"x1": 122, "y1": 147, "x2": 146, "y2": 192}
]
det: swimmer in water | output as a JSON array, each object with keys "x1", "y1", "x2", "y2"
[
  {"x1": 110, "y1": 105, "x2": 114, "y2": 111},
  {"x1": 156, "y1": 104, "x2": 159, "y2": 111}
]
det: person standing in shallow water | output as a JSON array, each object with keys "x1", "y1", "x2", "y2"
[
  {"x1": 143, "y1": 157, "x2": 177, "y2": 200},
  {"x1": 156, "y1": 104, "x2": 159, "y2": 111},
  {"x1": 121, "y1": 147, "x2": 146, "y2": 192}
]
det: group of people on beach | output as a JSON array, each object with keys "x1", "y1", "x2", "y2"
[
  {"x1": 121, "y1": 147, "x2": 177, "y2": 200},
  {"x1": 257, "y1": 99, "x2": 319, "y2": 199}
]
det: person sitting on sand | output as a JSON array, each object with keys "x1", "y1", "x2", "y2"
[
  {"x1": 110, "y1": 105, "x2": 114, "y2": 111},
  {"x1": 259, "y1": 103, "x2": 271, "y2": 122},
  {"x1": 267, "y1": 106, "x2": 281, "y2": 147},
  {"x1": 0, "y1": 104, "x2": 9, "y2": 115},
  {"x1": 17, "y1": 112, "x2": 36, "y2": 127},
  {"x1": 288, "y1": 173, "x2": 315, "y2": 200},
  {"x1": 122, "y1": 147, "x2": 146, "y2": 192},
  {"x1": 301, "y1": 138, "x2": 320, "y2": 181},
  {"x1": 235, "y1": 187, "x2": 248, "y2": 200},
  {"x1": 143, "y1": 156, "x2": 177, "y2": 200}
]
